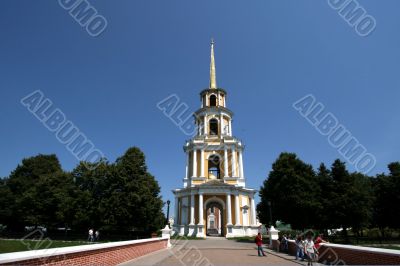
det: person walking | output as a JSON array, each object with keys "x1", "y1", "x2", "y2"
[
  {"x1": 295, "y1": 235, "x2": 305, "y2": 261},
  {"x1": 304, "y1": 232, "x2": 318, "y2": 266},
  {"x1": 255, "y1": 233, "x2": 267, "y2": 257},
  {"x1": 95, "y1": 230, "x2": 100, "y2": 242},
  {"x1": 282, "y1": 234, "x2": 289, "y2": 253},
  {"x1": 88, "y1": 228, "x2": 94, "y2": 242}
]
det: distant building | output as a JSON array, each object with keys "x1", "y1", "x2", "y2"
[{"x1": 172, "y1": 40, "x2": 258, "y2": 238}]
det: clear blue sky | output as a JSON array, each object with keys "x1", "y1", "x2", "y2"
[{"x1": 1, "y1": 1, "x2": 399, "y2": 213}]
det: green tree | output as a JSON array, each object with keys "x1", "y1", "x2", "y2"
[
  {"x1": 373, "y1": 162, "x2": 400, "y2": 234},
  {"x1": 112, "y1": 147, "x2": 165, "y2": 232},
  {"x1": 314, "y1": 163, "x2": 334, "y2": 232},
  {"x1": 6, "y1": 154, "x2": 64, "y2": 229},
  {"x1": 71, "y1": 147, "x2": 165, "y2": 234},
  {"x1": 0, "y1": 178, "x2": 14, "y2": 227},
  {"x1": 329, "y1": 160, "x2": 373, "y2": 240},
  {"x1": 72, "y1": 161, "x2": 111, "y2": 230},
  {"x1": 387, "y1": 162, "x2": 400, "y2": 229},
  {"x1": 257, "y1": 152, "x2": 319, "y2": 230}
]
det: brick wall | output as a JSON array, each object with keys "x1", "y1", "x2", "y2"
[
  {"x1": 318, "y1": 244, "x2": 400, "y2": 265},
  {"x1": 272, "y1": 240, "x2": 400, "y2": 265},
  {"x1": 0, "y1": 238, "x2": 168, "y2": 266}
]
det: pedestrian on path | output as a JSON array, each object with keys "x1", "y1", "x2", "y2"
[
  {"x1": 281, "y1": 234, "x2": 289, "y2": 253},
  {"x1": 304, "y1": 232, "x2": 318, "y2": 266},
  {"x1": 95, "y1": 230, "x2": 100, "y2": 242},
  {"x1": 255, "y1": 233, "x2": 267, "y2": 257},
  {"x1": 295, "y1": 235, "x2": 305, "y2": 261},
  {"x1": 88, "y1": 228, "x2": 94, "y2": 242}
]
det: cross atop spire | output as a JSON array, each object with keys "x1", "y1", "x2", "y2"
[{"x1": 209, "y1": 38, "x2": 217, "y2": 89}]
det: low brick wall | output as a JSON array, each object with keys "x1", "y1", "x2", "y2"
[
  {"x1": 318, "y1": 243, "x2": 400, "y2": 265},
  {"x1": 0, "y1": 238, "x2": 168, "y2": 266},
  {"x1": 272, "y1": 240, "x2": 400, "y2": 265}
]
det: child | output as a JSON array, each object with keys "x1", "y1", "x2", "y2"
[
  {"x1": 304, "y1": 232, "x2": 318, "y2": 266},
  {"x1": 255, "y1": 233, "x2": 267, "y2": 257}
]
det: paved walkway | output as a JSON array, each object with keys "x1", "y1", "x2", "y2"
[{"x1": 120, "y1": 238, "x2": 311, "y2": 266}]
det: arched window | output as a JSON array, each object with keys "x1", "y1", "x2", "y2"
[
  {"x1": 209, "y1": 119, "x2": 218, "y2": 136},
  {"x1": 210, "y1": 95, "x2": 217, "y2": 107},
  {"x1": 208, "y1": 155, "x2": 221, "y2": 179}
]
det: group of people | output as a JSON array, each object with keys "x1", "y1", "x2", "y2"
[
  {"x1": 294, "y1": 233, "x2": 328, "y2": 266},
  {"x1": 255, "y1": 232, "x2": 328, "y2": 266},
  {"x1": 88, "y1": 228, "x2": 100, "y2": 242}
]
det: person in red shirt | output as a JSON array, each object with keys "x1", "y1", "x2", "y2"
[
  {"x1": 314, "y1": 234, "x2": 329, "y2": 250},
  {"x1": 255, "y1": 233, "x2": 266, "y2": 257}
]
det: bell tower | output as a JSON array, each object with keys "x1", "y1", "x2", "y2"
[{"x1": 173, "y1": 40, "x2": 258, "y2": 238}]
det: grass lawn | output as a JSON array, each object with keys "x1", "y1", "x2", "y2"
[{"x1": 0, "y1": 239, "x2": 90, "y2": 254}]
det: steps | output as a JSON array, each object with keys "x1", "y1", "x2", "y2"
[{"x1": 207, "y1": 229, "x2": 221, "y2": 237}]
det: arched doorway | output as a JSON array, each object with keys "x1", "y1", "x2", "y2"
[
  {"x1": 206, "y1": 201, "x2": 224, "y2": 237},
  {"x1": 208, "y1": 155, "x2": 221, "y2": 179}
]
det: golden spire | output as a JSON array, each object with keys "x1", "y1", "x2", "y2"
[{"x1": 209, "y1": 38, "x2": 217, "y2": 89}]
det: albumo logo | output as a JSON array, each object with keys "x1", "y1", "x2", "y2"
[
  {"x1": 21, "y1": 90, "x2": 105, "y2": 170},
  {"x1": 58, "y1": 0, "x2": 108, "y2": 37},
  {"x1": 293, "y1": 94, "x2": 376, "y2": 174},
  {"x1": 328, "y1": 0, "x2": 376, "y2": 37}
]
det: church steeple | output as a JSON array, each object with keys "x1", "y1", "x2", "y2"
[
  {"x1": 209, "y1": 38, "x2": 217, "y2": 89},
  {"x1": 173, "y1": 40, "x2": 258, "y2": 239}
]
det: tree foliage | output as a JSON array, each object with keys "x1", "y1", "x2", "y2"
[
  {"x1": 258, "y1": 153, "x2": 389, "y2": 233},
  {"x1": 373, "y1": 162, "x2": 400, "y2": 231},
  {"x1": 258, "y1": 153, "x2": 319, "y2": 230},
  {"x1": 0, "y1": 148, "x2": 165, "y2": 236}
]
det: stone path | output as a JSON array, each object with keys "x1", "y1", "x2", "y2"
[{"x1": 120, "y1": 238, "x2": 310, "y2": 266}]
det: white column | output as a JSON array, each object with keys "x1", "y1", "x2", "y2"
[
  {"x1": 218, "y1": 209, "x2": 222, "y2": 233},
  {"x1": 174, "y1": 196, "x2": 179, "y2": 225},
  {"x1": 224, "y1": 148, "x2": 229, "y2": 178},
  {"x1": 200, "y1": 149, "x2": 205, "y2": 177},
  {"x1": 226, "y1": 194, "x2": 232, "y2": 225},
  {"x1": 198, "y1": 193, "x2": 204, "y2": 225},
  {"x1": 204, "y1": 116, "x2": 208, "y2": 135},
  {"x1": 229, "y1": 120, "x2": 232, "y2": 136},
  {"x1": 231, "y1": 147, "x2": 237, "y2": 177},
  {"x1": 185, "y1": 152, "x2": 189, "y2": 179},
  {"x1": 197, "y1": 120, "x2": 201, "y2": 136},
  {"x1": 235, "y1": 194, "x2": 240, "y2": 226},
  {"x1": 239, "y1": 150, "x2": 244, "y2": 178},
  {"x1": 220, "y1": 114, "x2": 224, "y2": 136},
  {"x1": 192, "y1": 149, "x2": 197, "y2": 178},
  {"x1": 250, "y1": 195, "x2": 257, "y2": 226},
  {"x1": 190, "y1": 194, "x2": 195, "y2": 225}
]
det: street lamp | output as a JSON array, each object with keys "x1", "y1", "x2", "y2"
[{"x1": 166, "y1": 200, "x2": 171, "y2": 226}]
